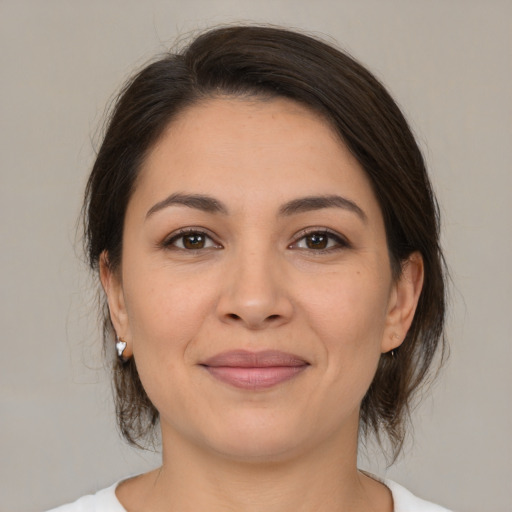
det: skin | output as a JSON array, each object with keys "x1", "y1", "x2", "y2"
[{"x1": 101, "y1": 97, "x2": 424, "y2": 512}]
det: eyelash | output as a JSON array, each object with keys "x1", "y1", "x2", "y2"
[
  {"x1": 162, "y1": 228, "x2": 222, "y2": 251},
  {"x1": 162, "y1": 228, "x2": 350, "y2": 253},
  {"x1": 289, "y1": 228, "x2": 350, "y2": 253}
]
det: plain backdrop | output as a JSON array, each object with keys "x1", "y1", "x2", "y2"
[{"x1": 1, "y1": 1, "x2": 511, "y2": 511}]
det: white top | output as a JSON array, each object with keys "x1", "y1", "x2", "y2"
[{"x1": 46, "y1": 477, "x2": 453, "y2": 511}]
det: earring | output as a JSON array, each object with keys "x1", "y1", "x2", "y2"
[
  {"x1": 116, "y1": 336, "x2": 129, "y2": 363},
  {"x1": 389, "y1": 333, "x2": 400, "y2": 359}
]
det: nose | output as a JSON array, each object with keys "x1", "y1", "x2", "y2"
[{"x1": 216, "y1": 247, "x2": 294, "y2": 330}]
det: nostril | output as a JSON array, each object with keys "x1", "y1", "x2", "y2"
[
  {"x1": 227, "y1": 313, "x2": 241, "y2": 320},
  {"x1": 267, "y1": 314, "x2": 281, "y2": 321}
]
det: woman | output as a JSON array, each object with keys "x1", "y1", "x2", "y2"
[{"x1": 50, "y1": 25, "x2": 450, "y2": 511}]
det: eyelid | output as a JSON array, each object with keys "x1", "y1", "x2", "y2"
[
  {"x1": 160, "y1": 226, "x2": 349, "y2": 252},
  {"x1": 162, "y1": 227, "x2": 223, "y2": 250},
  {"x1": 288, "y1": 227, "x2": 351, "y2": 251}
]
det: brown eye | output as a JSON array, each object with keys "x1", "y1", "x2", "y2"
[
  {"x1": 182, "y1": 233, "x2": 206, "y2": 249},
  {"x1": 305, "y1": 233, "x2": 328, "y2": 249},
  {"x1": 165, "y1": 230, "x2": 220, "y2": 251},
  {"x1": 291, "y1": 230, "x2": 349, "y2": 252}
]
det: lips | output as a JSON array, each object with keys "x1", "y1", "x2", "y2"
[{"x1": 201, "y1": 350, "x2": 309, "y2": 390}]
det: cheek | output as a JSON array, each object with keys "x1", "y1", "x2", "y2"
[
  {"x1": 123, "y1": 267, "x2": 217, "y2": 360},
  {"x1": 299, "y1": 269, "x2": 390, "y2": 384},
  {"x1": 304, "y1": 268, "x2": 390, "y2": 340},
  {"x1": 120, "y1": 269, "x2": 219, "y2": 424}
]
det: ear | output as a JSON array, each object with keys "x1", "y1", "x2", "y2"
[
  {"x1": 99, "y1": 251, "x2": 132, "y2": 358},
  {"x1": 381, "y1": 252, "x2": 424, "y2": 353}
]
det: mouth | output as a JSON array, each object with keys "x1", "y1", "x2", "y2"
[{"x1": 200, "y1": 350, "x2": 310, "y2": 390}]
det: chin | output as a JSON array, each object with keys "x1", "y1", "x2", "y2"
[{"x1": 196, "y1": 410, "x2": 317, "y2": 463}]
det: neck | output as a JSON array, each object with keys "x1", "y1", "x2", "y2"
[{"x1": 117, "y1": 420, "x2": 392, "y2": 512}]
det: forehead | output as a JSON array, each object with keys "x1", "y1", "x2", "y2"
[{"x1": 133, "y1": 96, "x2": 380, "y2": 217}]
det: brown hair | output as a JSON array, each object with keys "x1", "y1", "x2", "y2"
[{"x1": 84, "y1": 25, "x2": 446, "y2": 458}]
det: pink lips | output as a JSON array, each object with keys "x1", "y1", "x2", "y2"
[{"x1": 201, "y1": 350, "x2": 309, "y2": 390}]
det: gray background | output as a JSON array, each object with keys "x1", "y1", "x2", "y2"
[{"x1": 1, "y1": 1, "x2": 511, "y2": 511}]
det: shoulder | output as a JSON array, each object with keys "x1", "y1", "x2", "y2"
[
  {"x1": 45, "y1": 482, "x2": 126, "y2": 512},
  {"x1": 385, "y1": 478, "x2": 454, "y2": 512}
]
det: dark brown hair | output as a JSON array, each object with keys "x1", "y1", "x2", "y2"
[{"x1": 84, "y1": 25, "x2": 446, "y2": 458}]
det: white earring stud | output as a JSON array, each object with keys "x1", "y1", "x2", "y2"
[{"x1": 116, "y1": 336, "x2": 128, "y2": 363}]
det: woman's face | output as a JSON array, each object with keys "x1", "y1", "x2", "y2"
[{"x1": 103, "y1": 97, "x2": 422, "y2": 461}]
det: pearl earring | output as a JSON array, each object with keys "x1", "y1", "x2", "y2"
[{"x1": 116, "y1": 336, "x2": 129, "y2": 363}]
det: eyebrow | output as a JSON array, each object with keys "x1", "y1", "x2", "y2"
[
  {"x1": 279, "y1": 195, "x2": 367, "y2": 222},
  {"x1": 146, "y1": 192, "x2": 366, "y2": 222},
  {"x1": 146, "y1": 193, "x2": 228, "y2": 218}
]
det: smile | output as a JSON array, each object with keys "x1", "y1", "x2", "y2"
[{"x1": 200, "y1": 350, "x2": 310, "y2": 390}]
